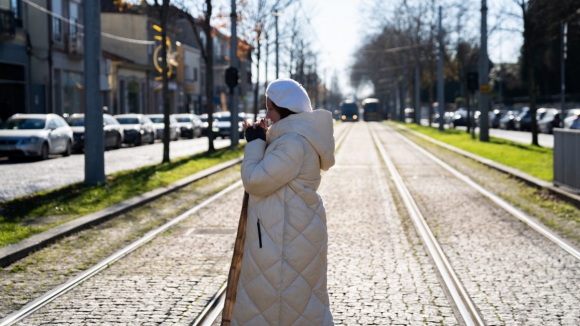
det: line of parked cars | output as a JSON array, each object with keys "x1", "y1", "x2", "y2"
[
  {"x1": 0, "y1": 112, "x2": 207, "y2": 160},
  {"x1": 497, "y1": 107, "x2": 580, "y2": 133}
]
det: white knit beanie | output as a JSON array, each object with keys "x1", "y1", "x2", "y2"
[{"x1": 266, "y1": 78, "x2": 312, "y2": 113}]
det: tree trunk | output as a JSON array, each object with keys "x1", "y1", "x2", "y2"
[
  {"x1": 205, "y1": 0, "x2": 215, "y2": 152},
  {"x1": 253, "y1": 36, "x2": 261, "y2": 118},
  {"x1": 428, "y1": 82, "x2": 434, "y2": 127},
  {"x1": 524, "y1": 18, "x2": 539, "y2": 146},
  {"x1": 161, "y1": 0, "x2": 170, "y2": 163}
]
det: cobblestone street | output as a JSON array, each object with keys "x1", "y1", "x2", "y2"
[{"x1": 5, "y1": 122, "x2": 580, "y2": 325}]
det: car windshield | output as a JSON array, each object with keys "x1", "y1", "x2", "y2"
[
  {"x1": 176, "y1": 117, "x2": 191, "y2": 123},
  {"x1": 341, "y1": 103, "x2": 357, "y2": 115},
  {"x1": 215, "y1": 116, "x2": 231, "y2": 122},
  {"x1": 200, "y1": 117, "x2": 207, "y2": 122},
  {"x1": 149, "y1": 117, "x2": 164, "y2": 123},
  {"x1": 117, "y1": 118, "x2": 140, "y2": 124},
  {"x1": 364, "y1": 103, "x2": 378, "y2": 112},
  {"x1": 68, "y1": 118, "x2": 85, "y2": 126},
  {"x1": 3, "y1": 118, "x2": 46, "y2": 130}
]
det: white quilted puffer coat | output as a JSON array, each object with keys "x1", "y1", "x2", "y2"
[{"x1": 232, "y1": 109, "x2": 335, "y2": 326}]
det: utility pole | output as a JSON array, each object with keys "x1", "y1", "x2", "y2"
[
  {"x1": 274, "y1": 9, "x2": 279, "y2": 79},
  {"x1": 401, "y1": 55, "x2": 407, "y2": 122},
  {"x1": 561, "y1": 22, "x2": 567, "y2": 111},
  {"x1": 84, "y1": 0, "x2": 104, "y2": 185},
  {"x1": 479, "y1": 0, "x2": 490, "y2": 141},
  {"x1": 161, "y1": 0, "x2": 170, "y2": 163},
  {"x1": 415, "y1": 62, "x2": 420, "y2": 125},
  {"x1": 437, "y1": 5, "x2": 444, "y2": 131},
  {"x1": 229, "y1": 0, "x2": 239, "y2": 147}
]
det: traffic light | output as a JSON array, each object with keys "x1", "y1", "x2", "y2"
[
  {"x1": 225, "y1": 67, "x2": 239, "y2": 90},
  {"x1": 467, "y1": 72, "x2": 479, "y2": 93}
]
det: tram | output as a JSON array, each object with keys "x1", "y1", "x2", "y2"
[
  {"x1": 362, "y1": 98, "x2": 381, "y2": 121},
  {"x1": 339, "y1": 100, "x2": 359, "y2": 122}
]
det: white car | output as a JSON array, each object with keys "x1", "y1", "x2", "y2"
[
  {"x1": 147, "y1": 114, "x2": 180, "y2": 141},
  {"x1": 0, "y1": 114, "x2": 73, "y2": 160},
  {"x1": 563, "y1": 109, "x2": 580, "y2": 130}
]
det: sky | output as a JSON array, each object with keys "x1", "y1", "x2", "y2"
[{"x1": 287, "y1": 0, "x2": 524, "y2": 96}]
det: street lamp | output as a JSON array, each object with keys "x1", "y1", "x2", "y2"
[{"x1": 273, "y1": 8, "x2": 280, "y2": 79}]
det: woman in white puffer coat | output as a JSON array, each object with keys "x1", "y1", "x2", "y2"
[{"x1": 231, "y1": 79, "x2": 335, "y2": 326}]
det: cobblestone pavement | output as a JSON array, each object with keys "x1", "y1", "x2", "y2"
[
  {"x1": 0, "y1": 167, "x2": 241, "y2": 319},
  {"x1": 375, "y1": 123, "x2": 580, "y2": 325},
  {"x1": 319, "y1": 122, "x2": 458, "y2": 325},
  {"x1": 0, "y1": 137, "x2": 230, "y2": 202},
  {"x1": 19, "y1": 184, "x2": 245, "y2": 325}
]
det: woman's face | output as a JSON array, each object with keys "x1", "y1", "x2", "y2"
[{"x1": 266, "y1": 98, "x2": 281, "y2": 124}]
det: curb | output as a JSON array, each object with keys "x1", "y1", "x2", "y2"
[
  {"x1": 0, "y1": 156, "x2": 243, "y2": 268},
  {"x1": 392, "y1": 123, "x2": 580, "y2": 208}
]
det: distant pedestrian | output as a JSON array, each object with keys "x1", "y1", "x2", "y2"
[{"x1": 231, "y1": 79, "x2": 335, "y2": 325}]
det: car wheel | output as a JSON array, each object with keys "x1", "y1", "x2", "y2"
[
  {"x1": 149, "y1": 132, "x2": 155, "y2": 144},
  {"x1": 115, "y1": 135, "x2": 122, "y2": 149},
  {"x1": 63, "y1": 141, "x2": 71, "y2": 157},
  {"x1": 39, "y1": 143, "x2": 49, "y2": 160},
  {"x1": 135, "y1": 135, "x2": 142, "y2": 146}
]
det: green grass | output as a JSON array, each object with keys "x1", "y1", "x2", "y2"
[
  {"x1": 393, "y1": 122, "x2": 553, "y2": 182},
  {"x1": 0, "y1": 145, "x2": 245, "y2": 247}
]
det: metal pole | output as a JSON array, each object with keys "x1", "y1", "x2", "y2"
[
  {"x1": 479, "y1": 0, "x2": 490, "y2": 141},
  {"x1": 401, "y1": 56, "x2": 407, "y2": 122},
  {"x1": 561, "y1": 22, "x2": 567, "y2": 111},
  {"x1": 84, "y1": 0, "x2": 104, "y2": 185},
  {"x1": 415, "y1": 62, "x2": 420, "y2": 125},
  {"x1": 437, "y1": 6, "x2": 444, "y2": 131},
  {"x1": 230, "y1": 0, "x2": 239, "y2": 147},
  {"x1": 274, "y1": 9, "x2": 279, "y2": 79}
]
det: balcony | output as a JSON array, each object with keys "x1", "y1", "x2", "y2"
[
  {"x1": 0, "y1": 9, "x2": 16, "y2": 42},
  {"x1": 214, "y1": 55, "x2": 229, "y2": 66},
  {"x1": 68, "y1": 32, "x2": 83, "y2": 58}
]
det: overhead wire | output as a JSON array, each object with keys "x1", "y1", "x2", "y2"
[{"x1": 21, "y1": 0, "x2": 156, "y2": 45}]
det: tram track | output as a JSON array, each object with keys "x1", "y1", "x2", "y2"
[
  {"x1": 370, "y1": 122, "x2": 580, "y2": 326},
  {"x1": 369, "y1": 124, "x2": 485, "y2": 326},
  {"x1": 0, "y1": 122, "x2": 353, "y2": 326}
]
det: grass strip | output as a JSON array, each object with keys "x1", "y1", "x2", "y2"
[
  {"x1": 392, "y1": 122, "x2": 553, "y2": 182},
  {"x1": 0, "y1": 145, "x2": 245, "y2": 248}
]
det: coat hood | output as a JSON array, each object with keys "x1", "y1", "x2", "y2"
[{"x1": 267, "y1": 109, "x2": 335, "y2": 170}]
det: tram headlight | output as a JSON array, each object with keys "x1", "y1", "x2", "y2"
[
  {"x1": 353, "y1": 115, "x2": 358, "y2": 120},
  {"x1": 341, "y1": 115, "x2": 346, "y2": 120}
]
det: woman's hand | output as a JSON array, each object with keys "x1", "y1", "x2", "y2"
[{"x1": 242, "y1": 119, "x2": 250, "y2": 133}]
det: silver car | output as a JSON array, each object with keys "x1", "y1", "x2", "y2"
[
  {"x1": 173, "y1": 113, "x2": 202, "y2": 139},
  {"x1": 147, "y1": 114, "x2": 180, "y2": 141},
  {"x1": 563, "y1": 109, "x2": 580, "y2": 130},
  {"x1": 0, "y1": 113, "x2": 73, "y2": 160}
]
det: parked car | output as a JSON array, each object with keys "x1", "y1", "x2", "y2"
[
  {"x1": 199, "y1": 114, "x2": 209, "y2": 136},
  {"x1": 0, "y1": 113, "x2": 72, "y2": 160},
  {"x1": 499, "y1": 111, "x2": 518, "y2": 130},
  {"x1": 67, "y1": 113, "x2": 124, "y2": 152},
  {"x1": 450, "y1": 109, "x2": 466, "y2": 128},
  {"x1": 147, "y1": 114, "x2": 180, "y2": 141},
  {"x1": 173, "y1": 114, "x2": 202, "y2": 139},
  {"x1": 489, "y1": 110, "x2": 504, "y2": 128},
  {"x1": 212, "y1": 112, "x2": 244, "y2": 139},
  {"x1": 537, "y1": 109, "x2": 563, "y2": 134},
  {"x1": 114, "y1": 114, "x2": 156, "y2": 146},
  {"x1": 515, "y1": 108, "x2": 549, "y2": 131},
  {"x1": 563, "y1": 109, "x2": 580, "y2": 130}
]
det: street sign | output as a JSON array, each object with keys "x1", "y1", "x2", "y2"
[
  {"x1": 225, "y1": 67, "x2": 239, "y2": 90},
  {"x1": 480, "y1": 84, "x2": 489, "y2": 94}
]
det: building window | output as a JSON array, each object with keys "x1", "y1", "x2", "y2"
[
  {"x1": 69, "y1": 1, "x2": 78, "y2": 35},
  {"x1": 52, "y1": 0, "x2": 62, "y2": 41},
  {"x1": 62, "y1": 71, "x2": 83, "y2": 114},
  {"x1": 127, "y1": 81, "x2": 139, "y2": 113},
  {"x1": 193, "y1": 67, "x2": 198, "y2": 82}
]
